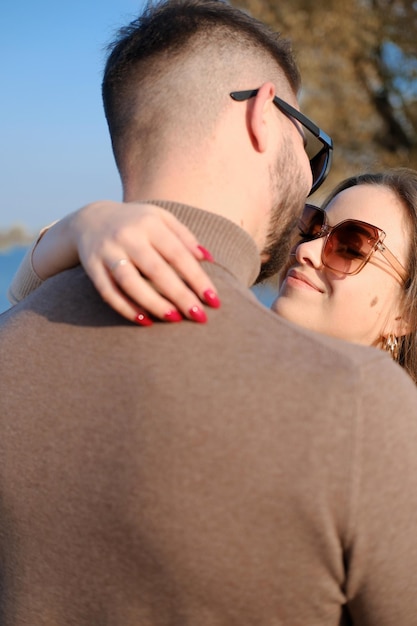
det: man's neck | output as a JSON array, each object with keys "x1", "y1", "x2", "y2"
[
  {"x1": 123, "y1": 166, "x2": 268, "y2": 252},
  {"x1": 145, "y1": 200, "x2": 262, "y2": 287}
]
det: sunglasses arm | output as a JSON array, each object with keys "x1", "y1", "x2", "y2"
[{"x1": 376, "y1": 242, "x2": 408, "y2": 283}]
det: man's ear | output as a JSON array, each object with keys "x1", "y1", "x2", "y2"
[{"x1": 248, "y1": 82, "x2": 276, "y2": 153}]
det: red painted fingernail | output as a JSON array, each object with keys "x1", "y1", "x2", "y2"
[
  {"x1": 135, "y1": 312, "x2": 153, "y2": 326},
  {"x1": 164, "y1": 309, "x2": 183, "y2": 322},
  {"x1": 188, "y1": 305, "x2": 207, "y2": 323},
  {"x1": 203, "y1": 289, "x2": 221, "y2": 308},
  {"x1": 197, "y1": 245, "x2": 214, "y2": 262}
]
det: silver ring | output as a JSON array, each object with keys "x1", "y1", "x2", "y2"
[{"x1": 109, "y1": 258, "x2": 129, "y2": 274}]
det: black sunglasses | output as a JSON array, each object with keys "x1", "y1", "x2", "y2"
[
  {"x1": 295, "y1": 203, "x2": 408, "y2": 282},
  {"x1": 230, "y1": 89, "x2": 333, "y2": 196}
]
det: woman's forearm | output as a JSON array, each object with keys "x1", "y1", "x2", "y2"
[
  {"x1": 31, "y1": 213, "x2": 80, "y2": 280},
  {"x1": 7, "y1": 238, "x2": 45, "y2": 304},
  {"x1": 8, "y1": 214, "x2": 80, "y2": 304}
]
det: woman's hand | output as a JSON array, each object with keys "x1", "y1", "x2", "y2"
[{"x1": 32, "y1": 201, "x2": 220, "y2": 325}]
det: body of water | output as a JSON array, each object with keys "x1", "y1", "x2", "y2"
[
  {"x1": 0, "y1": 246, "x2": 28, "y2": 313},
  {"x1": 0, "y1": 246, "x2": 277, "y2": 314}
]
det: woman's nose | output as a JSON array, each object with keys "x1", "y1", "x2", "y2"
[{"x1": 294, "y1": 236, "x2": 324, "y2": 269}]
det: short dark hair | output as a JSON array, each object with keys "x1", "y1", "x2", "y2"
[{"x1": 102, "y1": 0, "x2": 300, "y2": 171}]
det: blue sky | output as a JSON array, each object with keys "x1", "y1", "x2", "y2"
[{"x1": 1, "y1": 0, "x2": 146, "y2": 232}]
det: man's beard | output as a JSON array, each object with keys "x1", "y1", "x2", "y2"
[
  {"x1": 256, "y1": 215, "x2": 298, "y2": 283},
  {"x1": 255, "y1": 148, "x2": 309, "y2": 284}
]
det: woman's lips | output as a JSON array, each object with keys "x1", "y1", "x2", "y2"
[{"x1": 285, "y1": 269, "x2": 324, "y2": 292}]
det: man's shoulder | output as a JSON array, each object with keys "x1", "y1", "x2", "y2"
[
  {"x1": 221, "y1": 280, "x2": 390, "y2": 368},
  {"x1": 222, "y1": 283, "x2": 417, "y2": 400},
  {"x1": 0, "y1": 265, "x2": 118, "y2": 331}
]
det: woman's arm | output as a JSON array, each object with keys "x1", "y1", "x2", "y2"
[
  {"x1": 9, "y1": 201, "x2": 220, "y2": 323},
  {"x1": 7, "y1": 233, "x2": 48, "y2": 306}
]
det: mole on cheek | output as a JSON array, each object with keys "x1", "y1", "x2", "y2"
[{"x1": 370, "y1": 297, "x2": 378, "y2": 307}]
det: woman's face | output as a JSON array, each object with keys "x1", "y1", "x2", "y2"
[{"x1": 272, "y1": 184, "x2": 410, "y2": 347}]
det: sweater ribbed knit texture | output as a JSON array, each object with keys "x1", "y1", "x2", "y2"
[{"x1": 1, "y1": 203, "x2": 417, "y2": 625}]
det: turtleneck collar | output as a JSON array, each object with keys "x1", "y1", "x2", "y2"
[{"x1": 148, "y1": 201, "x2": 261, "y2": 287}]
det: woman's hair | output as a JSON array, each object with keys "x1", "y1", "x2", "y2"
[{"x1": 322, "y1": 168, "x2": 417, "y2": 385}]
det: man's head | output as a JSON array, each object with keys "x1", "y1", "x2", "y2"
[
  {"x1": 102, "y1": 0, "x2": 299, "y2": 169},
  {"x1": 103, "y1": 0, "x2": 300, "y2": 171},
  {"x1": 102, "y1": 0, "x2": 312, "y2": 275}
]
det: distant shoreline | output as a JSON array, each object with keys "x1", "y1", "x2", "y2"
[{"x1": 0, "y1": 226, "x2": 34, "y2": 251}]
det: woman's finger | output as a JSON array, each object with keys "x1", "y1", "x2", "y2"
[
  {"x1": 87, "y1": 263, "x2": 155, "y2": 326},
  {"x1": 117, "y1": 213, "x2": 220, "y2": 307},
  {"x1": 106, "y1": 252, "x2": 211, "y2": 322},
  {"x1": 97, "y1": 215, "x2": 221, "y2": 313},
  {"x1": 160, "y1": 211, "x2": 214, "y2": 262},
  {"x1": 130, "y1": 233, "x2": 220, "y2": 309}
]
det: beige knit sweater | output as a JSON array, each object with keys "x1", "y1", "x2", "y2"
[{"x1": 1, "y1": 203, "x2": 417, "y2": 625}]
